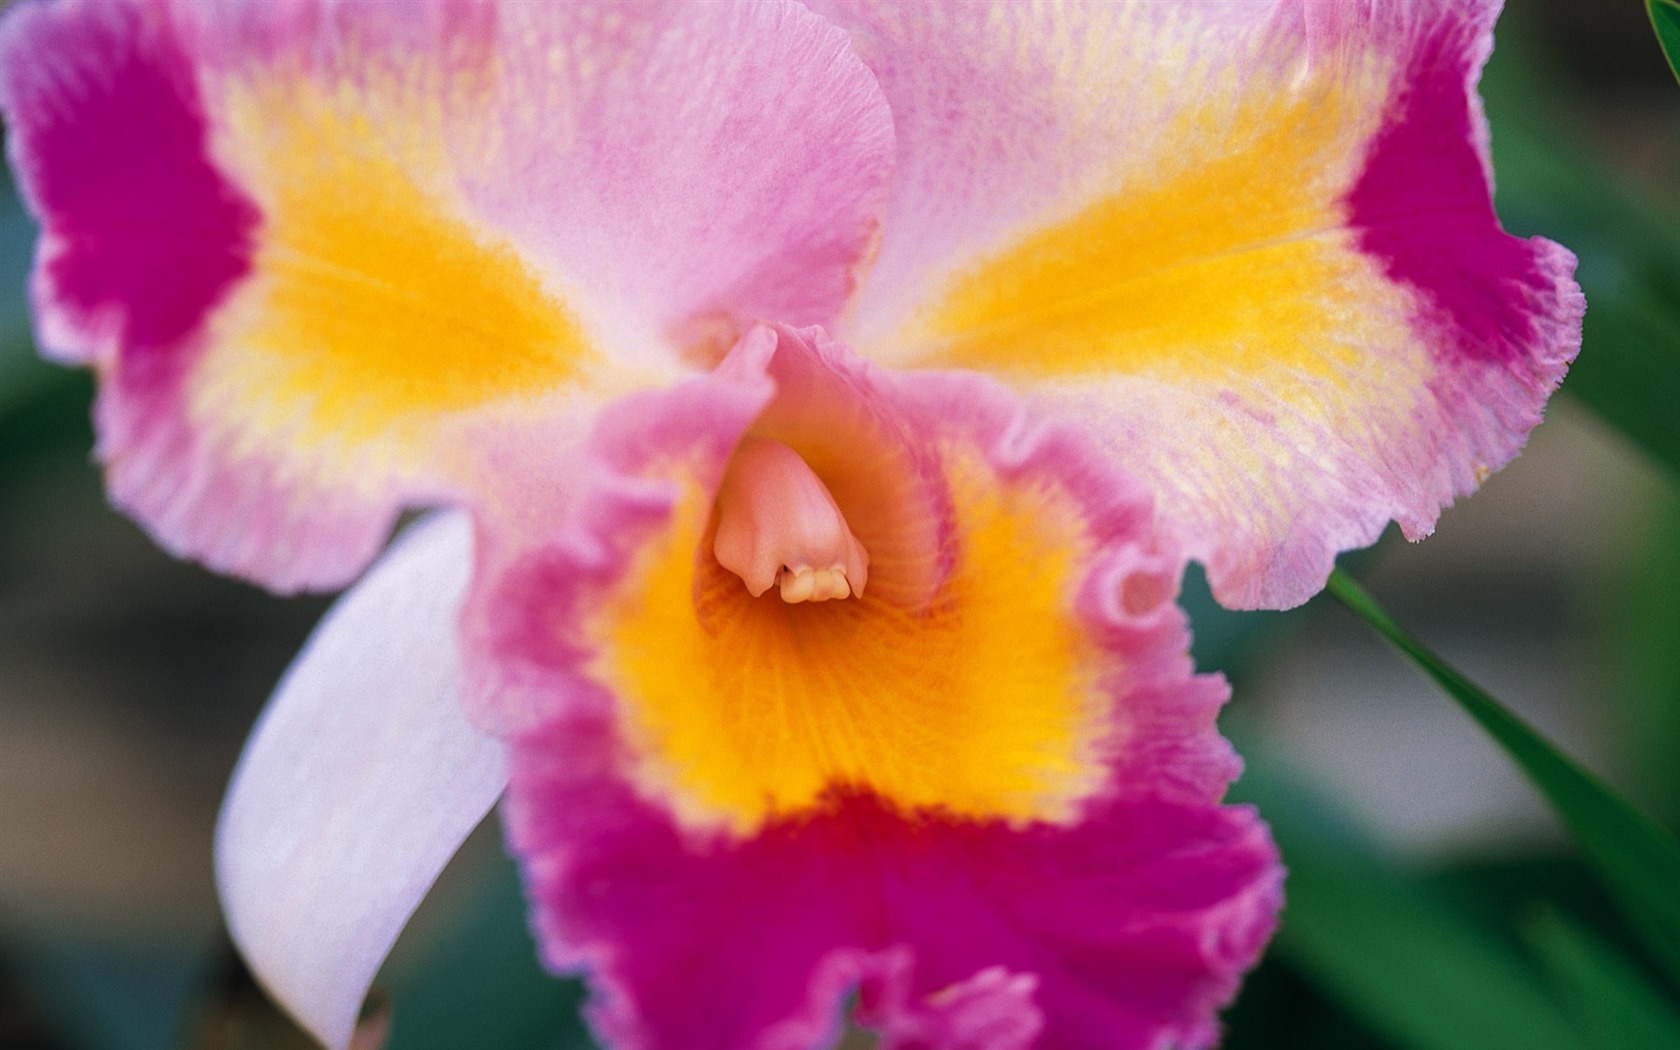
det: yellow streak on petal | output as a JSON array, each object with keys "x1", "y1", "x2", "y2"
[
  {"x1": 191, "y1": 68, "x2": 590, "y2": 466},
  {"x1": 919, "y1": 68, "x2": 1402, "y2": 393},
  {"x1": 594, "y1": 452, "x2": 1110, "y2": 836}
]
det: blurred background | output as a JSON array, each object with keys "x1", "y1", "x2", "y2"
[{"x1": 2, "y1": 4, "x2": 1679, "y2": 1049}]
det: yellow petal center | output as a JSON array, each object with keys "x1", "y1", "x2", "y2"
[{"x1": 591, "y1": 449, "x2": 1111, "y2": 836}]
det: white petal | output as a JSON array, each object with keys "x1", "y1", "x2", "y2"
[{"x1": 215, "y1": 512, "x2": 506, "y2": 1049}]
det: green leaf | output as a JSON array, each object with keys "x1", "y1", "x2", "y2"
[
  {"x1": 1603, "y1": 491, "x2": 1680, "y2": 828},
  {"x1": 1228, "y1": 752, "x2": 1589, "y2": 1050},
  {"x1": 1329, "y1": 568, "x2": 1680, "y2": 988},
  {"x1": 1649, "y1": 0, "x2": 1680, "y2": 86},
  {"x1": 1526, "y1": 905, "x2": 1680, "y2": 1049}
]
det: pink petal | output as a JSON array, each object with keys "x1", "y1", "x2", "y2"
[
  {"x1": 0, "y1": 0, "x2": 892, "y2": 591},
  {"x1": 215, "y1": 512, "x2": 506, "y2": 1050},
  {"x1": 816, "y1": 0, "x2": 1582, "y2": 609},
  {"x1": 505, "y1": 785, "x2": 1278, "y2": 1050}
]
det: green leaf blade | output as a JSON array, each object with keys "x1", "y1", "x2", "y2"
[
  {"x1": 1328, "y1": 569, "x2": 1680, "y2": 989},
  {"x1": 1648, "y1": 0, "x2": 1680, "y2": 86},
  {"x1": 1526, "y1": 906, "x2": 1680, "y2": 1050},
  {"x1": 1230, "y1": 757, "x2": 1590, "y2": 1050}
]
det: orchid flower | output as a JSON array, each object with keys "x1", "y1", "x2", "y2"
[{"x1": 0, "y1": 1, "x2": 1580, "y2": 1049}]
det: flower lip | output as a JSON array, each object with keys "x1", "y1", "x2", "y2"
[
  {"x1": 711, "y1": 434, "x2": 870, "y2": 603},
  {"x1": 528, "y1": 325, "x2": 1157, "y2": 836}
]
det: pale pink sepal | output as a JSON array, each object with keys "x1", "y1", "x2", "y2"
[{"x1": 215, "y1": 512, "x2": 506, "y2": 1050}]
